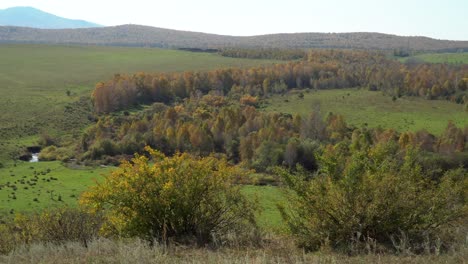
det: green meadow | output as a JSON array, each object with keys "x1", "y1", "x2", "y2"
[
  {"x1": 400, "y1": 52, "x2": 468, "y2": 64},
  {"x1": 0, "y1": 161, "x2": 111, "y2": 215},
  {"x1": 265, "y1": 88, "x2": 467, "y2": 135}
]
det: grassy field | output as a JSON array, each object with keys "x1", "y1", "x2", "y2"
[
  {"x1": 0, "y1": 44, "x2": 277, "y2": 164},
  {"x1": 400, "y1": 52, "x2": 468, "y2": 64},
  {"x1": 0, "y1": 161, "x2": 112, "y2": 215},
  {"x1": 265, "y1": 88, "x2": 467, "y2": 135}
]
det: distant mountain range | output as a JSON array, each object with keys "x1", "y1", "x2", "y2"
[
  {"x1": 0, "y1": 7, "x2": 101, "y2": 29},
  {"x1": 0, "y1": 7, "x2": 467, "y2": 52}
]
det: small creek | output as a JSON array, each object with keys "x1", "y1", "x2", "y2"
[{"x1": 30, "y1": 153, "x2": 39, "y2": 163}]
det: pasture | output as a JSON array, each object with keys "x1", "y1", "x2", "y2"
[
  {"x1": 265, "y1": 88, "x2": 467, "y2": 135},
  {"x1": 0, "y1": 161, "x2": 111, "y2": 215},
  {"x1": 401, "y1": 52, "x2": 468, "y2": 64}
]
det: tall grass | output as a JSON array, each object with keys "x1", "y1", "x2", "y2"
[{"x1": 1, "y1": 238, "x2": 467, "y2": 264}]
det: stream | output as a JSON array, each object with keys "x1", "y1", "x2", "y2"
[{"x1": 30, "y1": 153, "x2": 39, "y2": 162}]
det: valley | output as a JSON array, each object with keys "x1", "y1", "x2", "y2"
[{"x1": 0, "y1": 5, "x2": 467, "y2": 260}]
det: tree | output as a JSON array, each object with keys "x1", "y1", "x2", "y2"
[
  {"x1": 438, "y1": 121, "x2": 465, "y2": 153},
  {"x1": 262, "y1": 78, "x2": 271, "y2": 95},
  {"x1": 458, "y1": 78, "x2": 467, "y2": 91},
  {"x1": 80, "y1": 147, "x2": 257, "y2": 246}
]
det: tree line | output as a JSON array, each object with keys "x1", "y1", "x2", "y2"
[
  {"x1": 219, "y1": 48, "x2": 307, "y2": 60},
  {"x1": 92, "y1": 50, "x2": 468, "y2": 114}
]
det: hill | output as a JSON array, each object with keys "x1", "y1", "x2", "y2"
[
  {"x1": 0, "y1": 7, "x2": 100, "y2": 29},
  {"x1": 0, "y1": 24, "x2": 468, "y2": 51}
]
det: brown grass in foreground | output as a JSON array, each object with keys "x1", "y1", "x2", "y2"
[{"x1": 1, "y1": 238, "x2": 467, "y2": 264}]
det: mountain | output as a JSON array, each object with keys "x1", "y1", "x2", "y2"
[
  {"x1": 0, "y1": 24, "x2": 467, "y2": 52},
  {"x1": 0, "y1": 7, "x2": 101, "y2": 29}
]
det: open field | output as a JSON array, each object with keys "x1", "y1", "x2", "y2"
[
  {"x1": 0, "y1": 161, "x2": 112, "y2": 215},
  {"x1": 264, "y1": 89, "x2": 468, "y2": 135},
  {"x1": 400, "y1": 52, "x2": 468, "y2": 64},
  {"x1": 0, "y1": 44, "x2": 278, "y2": 164}
]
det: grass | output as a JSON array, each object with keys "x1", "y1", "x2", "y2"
[
  {"x1": 264, "y1": 88, "x2": 468, "y2": 135},
  {"x1": 399, "y1": 52, "x2": 468, "y2": 64},
  {"x1": 0, "y1": 161, "x2": 111, "y2": 215},
  {"x1": 0, "y1": 44, "x2": 278, "y2": 164},
  {"x1": 1, "y1": 238, "x2": 467, "y2": 264},
  {"x1": 241, "y1": 185, "x2": 285, "y2": 232}
]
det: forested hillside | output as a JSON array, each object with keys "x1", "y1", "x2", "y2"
[{"x1": 1, "y1": 24, "x2": 468, "y2": 51}]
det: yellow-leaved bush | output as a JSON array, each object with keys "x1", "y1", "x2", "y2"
[{"x1": 80, "y1": 146, "x2": 258, "y2": 246}]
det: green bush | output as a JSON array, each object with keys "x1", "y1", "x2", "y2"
[
  {"x1": 80, "y1": 147, "x2": 258, "y2": 246},
  {"x1": 38, "y1": 133, "x2": 57, "y2": 147},
  {"x1": 38, "y1": 146, "x2": 73, "y2": 162},
  {"x1": 278, "y1": 142, "x2": 468, "y2": 254}
]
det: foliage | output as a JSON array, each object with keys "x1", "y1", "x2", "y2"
[
  {"x1": 0, "y1": 208, "x2": 102, "y2": 254},
  {"x1": 240, "y1": 95, "x2": 259, "y2": 107},
  {"x1": 82, "y1": 93, "x2": 468, "y2": 174},
  {"x1": 38, "y1": 145, "x2": 74, "y2": 162},
  {"x1": 278, "y1": 142, "x2": 468, "y2": 253},
  {"x1": 80, "y1": 147, "x2": 258, "y2": 245},
  {"x1": 80, "y1": 99, "x2": 342, "y2": 170}
]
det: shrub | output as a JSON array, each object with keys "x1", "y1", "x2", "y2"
[
  {"x1": 32, "y1": 208, "x2": 103, "y2": 247},
  {"x1": 240, "y1": 95, "x2": 258, "y2": 107},
  {"x1": 38, "y1": 146, "x2": 73, "y2": 162},
  {"x1": 38, "y1": 133, "x2": 56, "y2": 147},
  {"x1": 278, "y1": 142, "x2": 468, "y2": 254},
  {"x1": 80, "y1": 146, "x2": 257, "y2": 246},
  {"x1": 251, "y1": 141, "x2": 284, "y2": 173},
  {"x1": 0, "y1": 208, "x2": 103, "y2": 253}
]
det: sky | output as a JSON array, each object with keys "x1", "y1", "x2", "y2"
[{"x1": 0, "y1": 0, "x2": 467, "y2": 40}]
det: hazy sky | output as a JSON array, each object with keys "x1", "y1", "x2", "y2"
[{"x1": 1, "y1": 0, "x2": 467, "y2": 40}]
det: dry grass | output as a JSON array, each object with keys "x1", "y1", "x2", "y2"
[{"x1": 1, "y1": 238, "x2": 467, "y2": 264}]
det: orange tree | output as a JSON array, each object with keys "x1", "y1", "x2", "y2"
[{"x1": 80, "y1": 146, "x2": 257, "y2": 245}]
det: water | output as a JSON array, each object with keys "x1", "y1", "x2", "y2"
[{"x1": 30, "y1": 153, "x2": 39, "y2": 162}]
